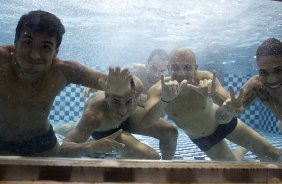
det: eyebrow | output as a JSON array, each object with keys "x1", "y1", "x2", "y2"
[{"x1": 22, "y1": 34, "x2": 55, "y2": 47}]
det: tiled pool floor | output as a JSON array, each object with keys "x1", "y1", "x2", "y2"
[{"x1": 57, "y1": 128, "x2": 281, "y2": 161}]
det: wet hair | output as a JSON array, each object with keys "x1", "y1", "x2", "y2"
[
  {"x1": 15, "y1": 10, "x2": 65, "y2": 48},
  {"x1": 256, "y1": 38, "x2": 282, "y2": 60},
  {"x1": 146, "y1": 49, "x2": 169, "y2": 64}
]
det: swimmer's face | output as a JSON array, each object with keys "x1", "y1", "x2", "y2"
[
  {"x1": 146, "y1": 54, "x2": 168, "y2": 84},
  {"x1": 168, "y1": 53, "x2": 197, "y2": 84},
  {"x1": 14, "y1": 28, "x2": 58, "y2": 77},
  {"x1": 106, "y1": 91, "x2": 138, "y2": 122},
  {"x1": 257, "y1": 55, "x2": 282, "y2": 97}
]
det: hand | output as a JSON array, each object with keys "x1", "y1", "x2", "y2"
[
  {"x1": 160, "y1": 75, "x2": 187, "y2": 102},
  {"x1": 82, "y1": 87, "x2": 92, "y2": 97},
  {"x1": 222, "y1": 86, "x2": 244, "y2": 115},
  {"x1": 89, "y1": 129, "x2": 125, "y2": 154},
  {"x1": 187, "y1": 71, "x2": 216, "y2": 97},
  {"x1": 215, "y1": 86, "x2": 244, "y2": 124},
  {"x1": 98, "y1": 67, "x2": 132, "y2": 95}
]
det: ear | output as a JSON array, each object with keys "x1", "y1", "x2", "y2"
[
  {"x1": 54, "y1": 48, "x2": 59, "y2": 57},
  {"x1": 195, "y1": 64, "x2": 198, "y2": 71}
]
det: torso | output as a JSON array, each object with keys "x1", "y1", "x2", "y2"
[
  {"x1": 244, "y1": 76, "x2": 282, "y2": 121},
  {"x1": 0, "y1": 46, "x2": 67, "y2": 142},
  {"x1": 156, "y1": 74, "x2": 220, "y2": 139},
  {"x1": 165, "y1": 89, "x2": 218, "y2": 139}
]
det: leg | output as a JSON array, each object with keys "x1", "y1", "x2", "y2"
[
  {"x1": 129, "y1": 118, "x2": 178, "y2": 160},
  {"x1": 54, "y1": 121, "x2": 78, "y2": 137},
  {"x1": 205, "y1": 139, "x2": 239, "y2": 161},
  {"x1": 226, "y1": 119, "x2": 281, "y2": 161},
  {"x1": 117, "y1": 131, "x2": 160, "y2": 160}
]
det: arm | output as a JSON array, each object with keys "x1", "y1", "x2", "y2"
[
  {"x1": 187, "y1": 71, "x2": 229, "y2": 105},
  {"x1": 241, "y1": 75, "x2": 260, "y2": 108},
  {"x1": 141, "y1": 75, "x2": 187, "y2": 127},
  {"x1": 59, "y1": 60, "x2": 132, "y2": 95},
  {"x1": 141, "y1": 82, "x2": 168, "y2": 128},
  {"x1": 203, "y1": 71, "x2": 229, "y2": 105},
  {"x1": 59, "y1": 103, "x2": 124, "y2": 157}
]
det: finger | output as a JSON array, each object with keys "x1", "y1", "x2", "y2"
[
  {"x1": 82, "y1": 87, "x2": 90, "y2": 97},
  {"x1": 161, "y1": 75, "x2": 165, "y2": 90},
  {"x1": 108, "y1": 67, "x2": 114, "y2": 76},
  {"x1": 107, "y1": 129, "x2": 123, "y2": 140},
  {"x1": 210, "y1": 71, "x2": 217, "y2": 94},
  {"x1": 112, "y1": 141, "x2": 126, "y2": 150},
  {"x1": 125, "y1": 73, "x2": 133, "y2": 82},
  {"x1": 98, "y1": 78, "x2": 106, "y2": 90},
  {"x1": 178, "y1": 80, "x2": 187, "y2": 94},
  {"x1": 171, "y1": 83, "x2": 179, "y2": 95},
  {"x1": 236, "y1": 88, "x2": 244, "y2": 102},
  {"x1": 114, "y1": 67, "x2": 121, "y2": 76},
  {"x1": 187, "y1": 84, "x2": 202, "y2": 94},
  {"x1": 229, "y1": 86, "x2": 236, "y2": 102},
  {"x1": 199, "y1": 80, "x2": 204, "y2": 88},
  {"x1": 121, "y1": 68, "x2": 130, "y2": 78}
]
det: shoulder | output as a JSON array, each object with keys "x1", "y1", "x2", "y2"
[
  {"x1": 123, "y1": 63, "x2": 145, "y2": 75},
  {"x1": 244, "y1": 75, "x2": 261, "y2": 87},
  {"x1": 242, "y1": 75, "x2": 263, "y2": 93},
  {"x1": 85, "y1": 91, "x2": 106, "y2": 109},
  {"x1": 0, "y1": 45, "x2": 14, "y2": 65}
]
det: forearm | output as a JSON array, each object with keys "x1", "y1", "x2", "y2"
[
  {"x1": 138, "y1": 93, "x2": 147, "y2": 107},
  {"x1": 59, "y1": 141, "x2": 99, "y2": 157},
  {"x1": 142, "y1": 98, "x2": 168, "y2": 128}
]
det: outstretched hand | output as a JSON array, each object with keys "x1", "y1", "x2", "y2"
[
  {"x1": 98, "y1": 67, "x2": 132, "y2": 95},
  {"x1": 222, "y1": 86, "x2": 244, "y2": 115},
  {"x1": 89, "y1": 129, "x2": 125, "y2": 155},
  {"x1": 215, "y1": 86, "x2": 244, "y2": 124},
  {"x1": 186, "y1": 71, "x2": 216, "y2": 97},
  {"x1": 160, "y1": 75, "x2": 187, "y2": 103}
]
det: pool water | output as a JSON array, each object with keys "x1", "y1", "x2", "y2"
[{"x1": 1, "y1": 0, "x2": 281, "y2": 162}]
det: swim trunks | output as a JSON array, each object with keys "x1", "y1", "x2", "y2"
[
  {"x1": 0, "y1": 125, "x2": 57, "y2": 156},
  {"x1": 92, "y1": 118, "x2": 130, "y2": 140},
  {"x1": 191, "y1": 118, "x2": 238, "y2": 151}
]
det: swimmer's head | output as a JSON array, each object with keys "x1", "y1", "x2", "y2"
[{"x1": 168, "y1": 48, "x2": 198, "y2": 83}]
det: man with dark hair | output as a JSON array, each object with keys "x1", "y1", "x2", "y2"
[
  {"x1": 0, "y1": 10, "x2": 132, "y2": 156},
  {"x1": 59, "y1": 76, "x2": 178, "y2": 159},
  {"x1": 242, "y1": 38, "x2": 282, "y2": 132}
]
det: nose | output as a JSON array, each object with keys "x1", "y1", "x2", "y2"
[
  {"x1": 30, "y1": 47, "x2": 41, "y2": 60},
  {"x1": 117, "y1": 105, "x2": 128, "y2": 116}
]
